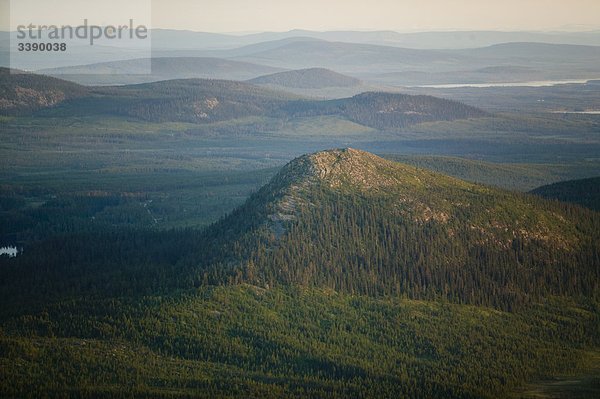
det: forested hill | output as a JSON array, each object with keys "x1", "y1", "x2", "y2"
[
  {"x1": 85, "y1": 86, "x2": 486, "y2": 127},
  {"x1": 82, "y1": 78, "x2": 299, "y2": 123},
  {"x1": 0, "y1": 71, "x2": 299, "y2": 121},
  {"x1": 0, "y1": 70, "x2": 486, "y2": 128},
  {"x1": 248, "y1": 67, "x2": 362, "y2": 88},
  {"x1": 280, "y1": 92, "x2": 486, "y2": 129},
  {"x1": 531, "y1": 176, "x2": 600, "y2": 211},
  {"x1": 198, "y1": 148, "x2": 599, "y2": 309},
  {"x1": 0, "y1": 68, "x2": 89, "y2": 115}
]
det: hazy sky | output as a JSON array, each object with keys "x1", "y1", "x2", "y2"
[{"x1": 2, "y1": 0, "x2": 600, "y2": 32}]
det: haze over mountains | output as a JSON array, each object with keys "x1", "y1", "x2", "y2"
[
  {"x1": 145, "y1": 29, "x2": 600, "y2": 50},
  {"x1": 111, "y1": 28, "x2": 600, "y2": 51},
  {"x1": 3, "y1": 28, "x2": 599, "y2": 87},
  {"x1": 224, "y1": 40, "x2": 600, "y2": 81},
  {"x1": 7, "y1": 28, "x2": 599, "y2": 53},
  {"x1": 248, "y1": 68, "x2": 362, "y2": 89},
  {"x1": 37, "y1": 57, "x2": 285, "y2": 86}
]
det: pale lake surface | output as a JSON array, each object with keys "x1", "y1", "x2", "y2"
[
  {"x1": 0, "y1": 246, "x2": 19, "y2": 257},
  {"x1": 413, "y1": 78, "x2": 598, "y2": 89},
  {"x1": 550, "y1": 111, "x2": 600, "y2": 114}
]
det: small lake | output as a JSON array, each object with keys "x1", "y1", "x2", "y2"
[
  {"x1": 0, "y1": 246, "x2": 19, "y2": 257},
  {"x1": 412, "y1": 78, "x2": 597, "y2": 89},
  {"x1": 550, "y1": 111, "x2": 600, "y2": 114}
]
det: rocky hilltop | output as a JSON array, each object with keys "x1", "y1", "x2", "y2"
[{"x1": 199, "y1": 149, "x2": 599, "y2": 308}]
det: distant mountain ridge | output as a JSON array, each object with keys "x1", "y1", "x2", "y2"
[
  {"x1": 230, "y1": 39, "x2": 454, "y2": 72},
  {"x1": 457, "y1": 41, "x2": 600, "y2": 59},
  {"x1": 225, "y1": 39, "x2": 600, "y2": 83},
  {"x1": 14, "y1": 39, "x2": 600, "y2": 87},
  {"x1": 147, "y1": 29, "x2": 600, "y2": 50},
  {"x1": 37, "y1": 57, "x2": 286, "y2": 85},
  {"x1": 249, "y1": 68, "x2": 361, "y2": 88}
]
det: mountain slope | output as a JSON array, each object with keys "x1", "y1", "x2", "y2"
[
  {"x1": 198, "y1": 148, "x2": 599, "y2": 309},
  {"x1": 47, "y1": 78, "x2": 300, "y2": 123},
  {"x1": 0, "y1": 284, "x2": 597, "y2": 399},
  {"x1": 384, "y1": 155, "x2": 600, "y2": 191},
  {"x1": 458, "y1": 42, "x2": 600, "y2": 60},
  {"x1": 281, "y1": 92, "x2": 486, "y2": 129},
  {"x1": 0, "y1": 68, "x2": 89, "y2": 115},
  {"x1": 249, "y1": 67, "x2": 361, "y2": 88},
  {"x1": 232, "y1": 38, "x2": 460, "y2": 72},
  {"x1": 38, "y1": 57, "x2": 286, "y2": 85},
  {"x1": 230, "y1": 39, "x2": 600, "y2": 78},
  {"x1": 531, "y1": 176, "x2": 600, "y2": 211},
  {"x1": 0, "y1": 70, "x2": 301, "y2": 120}
]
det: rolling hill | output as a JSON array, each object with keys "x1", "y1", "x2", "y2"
[
  {"x1": 280, "y1": 92, "x2": 486, "y2": 129},
  {"x1": 531, "y1": 176, "x2": 600, "y2": 211},
  {"x1": 0, "y1": 73, "x2": 298, "y2": 121},
  {"x1": 2, "y1": 70, "x2": 486, "y2": 127},
  {"x1": 229, "y1": 39, "x2": 600, "y2": 79},
  {"x1": 84, "y1": 78, "x2": 299, "y2": 123},
  {"x1": 38, "y1": 57, "x2": 286, "y2": 85},
  {"x1": 0, "y1": 68, "x2": 89, "y2": 114},
  {"x1": 99, "y1": 86, "x2": 485, "y2": 127},
  {"x1": 248, "y1": 67, "x2": 361, "y2": 88},
  {"x1": 227, "y1": 37, "x2": 458, "y2": 72}
]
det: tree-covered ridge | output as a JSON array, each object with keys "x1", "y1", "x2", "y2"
[
  {"x1": 67, "y1": 78, "x2": 300, "y2": 123},
  {"x1": 198, "y1": 149, "x2": 599, "y2": 309},
  {"x1": 280, "y1": 92, "x2": 487, "y2": 129},
  {"x1": 531, "y1": 176, "x2": 600, "y2": 211},
  {"x1": 0, "y1": 68, "x2": 89, "y2": 115},
  {"x1": 66, "y1": 83, "x2": 487, "y2": 128},
  {"x1": 249, "y1": 67, "x2": 362, "y2": 88},
  {"x1": 0, "y1": 69, "x2": 486, "y2": 128}
]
